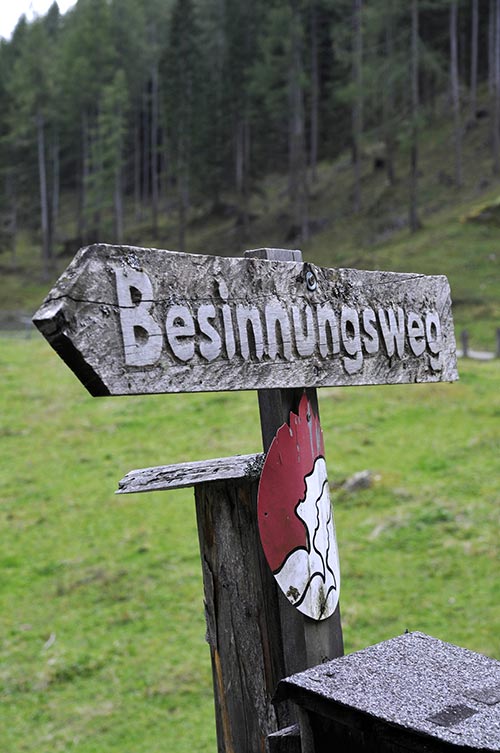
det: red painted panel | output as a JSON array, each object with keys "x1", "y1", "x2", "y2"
[{"x1": 258, "y1": 394, "x2": 340, "y2": 621}]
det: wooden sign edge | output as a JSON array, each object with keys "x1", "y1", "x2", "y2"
[{"x1": 32, "y1": 244, "x2": 459, "y2": 397}]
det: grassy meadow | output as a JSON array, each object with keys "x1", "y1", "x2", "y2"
[
  {"x1": 1, "y1": 83, "x2": 499, "y2": 752},
  {"x1": 1, "y1": 334, "x2": 499, "y2": 752}
]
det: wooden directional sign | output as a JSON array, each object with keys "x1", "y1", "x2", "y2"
[{"x1": 33, "y1": 244, "x2": 458, "y2": 396}]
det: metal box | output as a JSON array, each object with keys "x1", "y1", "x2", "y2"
[{"x1": 276, "y1": 632, "x2": 500, "y2": 752}]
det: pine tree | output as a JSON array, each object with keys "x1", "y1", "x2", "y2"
[
  {"x1": 450, "y1": 0, "x2": 462, "y2": 186},
  {"x1": 7, "y1": 17, "x2": 60, "y2": 275},
  {"x1": 289, "y1": 0, "x2": 309, "y2": 240},
  {"x1": 494, "y1": 0, "x2": 500, "y2": 174},
  {"x1": 470, "y1": 0, "x2": 479, "y2": 121},
  {"x1": 222, "y1": 0, "x2": 265, "y2": 235},
  {"x1": 162, "y1": 0, "x2": 201, "y2": 252},
  {"x1": 249, "y1": 1, "x2": 309, "y2": 239},
  {"x1": 109, "y1": 0, "x2": 148, "y2": 223},
  {"x1": 351, "y1": 0, "x2": 363, "y2": 212},
  {"x1": 409, "y1": 0, "x2": 422, "y2": 232},
  {"x1": 58, "y1": 0, "x2": 117, "y2": 241}
]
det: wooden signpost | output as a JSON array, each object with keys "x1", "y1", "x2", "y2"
[
  {"x1": 33, "y1": 244, "x2": 458, "y2": 753},
  {"x1": 33, "y1": 244, "x2": 457, "y2": 396}
]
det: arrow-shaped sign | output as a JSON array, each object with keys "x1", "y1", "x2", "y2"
[{"x1": 33, "y1": 244, "x2": 458, "y2": 396}]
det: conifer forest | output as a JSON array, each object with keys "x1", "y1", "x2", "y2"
[{"x1": 0, "y1": 0, "x2": 496, "y2": 273}]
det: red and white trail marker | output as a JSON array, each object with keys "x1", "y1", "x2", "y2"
[{"x1": 258, "y1": 393, "x2": 340, "y2": 621}]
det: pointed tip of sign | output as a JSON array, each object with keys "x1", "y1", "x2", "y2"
[{"x1": 32, "y1": 313, "x2": 110, "y2": 397}]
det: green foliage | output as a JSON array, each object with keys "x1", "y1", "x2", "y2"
[
  {"x1": 84, "y1": 70, "x2": 128, "y2": 230},
  {"x1": 250, "y1": 4, "x2": 292, "y2": 121},
  {"x1": 59, "y1": 0, "x2": 117, "y2": 118},
  {"x1": 162, "y1": 0, "x2": 200, "y2": 181},
  {"x1": 0, "y1": 0, "x2": 493, "y2": 251},
  {"x1": 0, "y1": 338, "x2": 498, "y2": 750}
]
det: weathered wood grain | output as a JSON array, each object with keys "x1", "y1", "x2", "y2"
[
  {"x1": 266, "y1": 724, "x2": 301, "y2": 753},
  {"x1": 195, "y1": 478, "x2": 293, "y2": 753},
  {"x1": 116, "y1": 453, "x2": 264, "y2": 494},
  {"x1": 252, "y1": 248, "x2": 343, "y2": 668},
  {"x1": 251, "y1": 249, "x2": 343, "y2": 753},
  {"x1": 32, "y1": 243, "x2": 458, "y2": 396}
]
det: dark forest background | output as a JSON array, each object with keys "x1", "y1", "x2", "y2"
[{"x1": 0, "y1": 0, "x2": 497, "y2": 278}]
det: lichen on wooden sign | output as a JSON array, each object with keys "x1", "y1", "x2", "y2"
[{"x1": 33, "y1": 244, "x2": 458, "y2": 396}]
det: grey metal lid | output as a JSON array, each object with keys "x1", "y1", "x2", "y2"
[{"x1": 277, "y1": 632, "x2": 500, "y2": 750}]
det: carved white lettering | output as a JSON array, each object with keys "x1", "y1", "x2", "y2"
[
  {"x1": 114, "y1": 269, "x2": 446, "y2": 376},
  {"x1": 198, "y1": 304, "x2": 222, "y2": 362},
  {"x1": 425, "y1": 311, "x2": 443, "y2": 370},
  {"x1": 362, "y1": 307, "x2": 379, "y2": 354},
  {"x1": 166, "y1": 305, "x2": 195, "y2": 362},
  {"x1": 219, "y1": 280, "x2": 236, "y2": 359},
  {"x1": 236, "y1": 305, "x2": 264, "y2": 360},
  {"x1": 317, "y1": 304, "x2": 340, "y2": 357},
  {"x1": 341, "y1": 306, "x2": 363, "y2": 374},
  {"x1": 408, "y1": 312, "x2": 426, "y2": 357},
  {"x1": 378, "y1": 307, "x2": 405, "y2": 358},
  {"x1": 265, "y1": 301, "x2": 292, "y2": 360},
  {"x1": 292, "y1": 305, "x2": 316, "y2": 357},
  {"x1": 115, "y1": 268, "x2": 162, "y2": 367}
]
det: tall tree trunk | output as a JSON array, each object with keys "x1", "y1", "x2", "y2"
[
  {"x1": 6, "y1": 170, "x2": 18, "y2": 256},
  {"x1": 142, "y1": 86, "x2": 150, "y2": 209},
  {"x1": 470, "y1": 0, "x2": 479, "y2": 121},
  {"x1": 157, "y1": 110, "x2": 167, "y2": 208},
  {"x1": 161, "y1": 122, "x2": 169, "y2": 214},
  {"x1": 79, "y1": 113, "x2": 90, "y2": 241},
  {"x1": 489, "y1": 0, "x2": 496, "y2": 96},
  {"x1": 383, "y1": 0, "x2": 396, "y2": 186},
  {"x1": 450, "y1": 1, "x2": 462, "y2": 187},
  {"x1": 178, "y1": 166, "x2": 187, "y2": 255},
  {"x1": 51, "y1": 130, "x2": 60, "y2": 246},
  {"x1": 235, "y1": 114, "x2": 248, "y2": 242},
  {"x1": 494, "y1": 0, "x2": 500, "y2": 174},
  {"x1": 235, "y1": 117, "x2": 245, "y2": 196},
  {"x1": 289, "y1": 0, "x2": 309, "y2": 242},
  {"x1": 36, "y1": 110, "x2": 52, "y2": 279},
  {"x1": 409, "y1": 0, "x2": 421, "y2": 233},
  {"x1": 352, "y1": 0, "x2": 363, "y2": 212},
  {"x1": 114, "y1": 163, "x2": 124, "y2": 243},
  {"x1": 234, "y1": 113, "x2": 250, "y2": 247},
  {"x1": 134, "y1": 109, "x2": 142, "y2": 222},
  {"x1": 114, "y1": 99, "x2": 124, "y2": 244},
  {"x1": 91, "y1": 117, "x2": 102, "y2": 237},
  {"x1": 151, "y1": 60, "x2": 159, "y2": 237},
  {"x1": 310, "y1": 0, "x2": 319, "y2": 183}
]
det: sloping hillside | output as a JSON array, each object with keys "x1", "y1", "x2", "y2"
[{"x1": 1, "y1": 92, "x2": 499, "y2": 349}]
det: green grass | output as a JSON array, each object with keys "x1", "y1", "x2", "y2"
[
  {"x1": 1, "y1": 335, "x2": 499, "y2": 751},
  {"x1": 1, "y1": 90, "x2": 499, "y2": 750}
]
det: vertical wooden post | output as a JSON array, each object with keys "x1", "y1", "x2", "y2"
[
  {"x1": 192, "y1": 249, "x2": 343, "y2": 753},
  {"x1": 195, "y1": 477, "x2": 290, "y2": 753},
  {"x1": 246, "y1": 248, "x2": 344, "y2": 675},
  {"x1": 119, "y1": 455, "x2": 290, "y2": 752}
]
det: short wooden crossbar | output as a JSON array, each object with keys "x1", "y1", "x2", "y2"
[{"x1": 116, "y1": 453, "x2": 265, "y2": 494}]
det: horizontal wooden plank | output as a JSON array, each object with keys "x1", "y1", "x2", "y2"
[
  {"x1": 266, "y1": 724, "x2": 301, "y2": 753},
  {"x1": 33, "y1": 244, "x2": 458, "y2": 396},
  {"x1": 116, "y1": 453, "x2": 265, "y2": 494}
]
